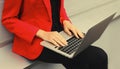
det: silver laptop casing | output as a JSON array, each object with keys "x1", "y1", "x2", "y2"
[{"x1": 41, "y1": 13, "x2": 115, "y2": 58}]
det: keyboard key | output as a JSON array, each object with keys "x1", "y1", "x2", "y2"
[{"x1": 58, "y1": 36, "x2": 82, "y2": 55}]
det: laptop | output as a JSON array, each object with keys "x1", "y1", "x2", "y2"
[{"x1": 40, "y1": 13, "x2": 115, "y2": 58}]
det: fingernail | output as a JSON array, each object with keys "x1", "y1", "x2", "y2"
[
  {"x1": 76, "y1": 36, "x2": 79, "y2": 39},
  {"x1": 56, "y1": 44, "x2": 60, "y2": 46},
  {"x1": 65, "y1": 42, "x2": 68, "y2": 46},
  {"x1": 81, "y1": 35, "x2": 85, "y2": 38}
]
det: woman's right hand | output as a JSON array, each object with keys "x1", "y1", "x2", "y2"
[{"x1": 36, "y1": 29, "x2": 68, "y2": 47}]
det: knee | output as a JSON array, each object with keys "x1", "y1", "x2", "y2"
[{"x1": 92, "y1": 46, "x2": 108, "y2": 64}]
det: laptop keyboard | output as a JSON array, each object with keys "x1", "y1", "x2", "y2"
[{"x1": 57, "y1": 36, "x2": 82, "y2": 55}]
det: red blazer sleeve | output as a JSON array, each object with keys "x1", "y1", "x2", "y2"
[
  {"x1": 60, "y1": 0, "x2": 71, "y2": 23},
  {"x1": 1, "y1": 0, "x2": 39, "y2": 43}
]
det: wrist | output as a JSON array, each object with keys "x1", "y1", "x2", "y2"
[
  {"x1": 63, "y1": 20, "x2": 71, "y2": 25},
  {"x1": 63, "y1": 20, "x2": 70, "y2": 23},
  {"x1": 36, "y1": 29, "x2": 46, "y2": 38}
]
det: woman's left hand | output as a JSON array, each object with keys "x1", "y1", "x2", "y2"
[{"x1": 63, "y1": 20, "x2": 84, "y2": 38}]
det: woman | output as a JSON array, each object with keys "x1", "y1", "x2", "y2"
[{"x1": 2, "y1": 0, "x2": 108, "y2": 69}]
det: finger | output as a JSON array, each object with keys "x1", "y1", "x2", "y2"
[
  {"x1": 53, "y1": 38, "x2": 66, "y2": 46},
  {"x1": 71, "y1": 29, "x2": 79, "y2": 38},
  {"x1": 50, "y1": 39, "x2": 60, "y2": 47},
  {"x1": 53, "y1": 31, "x2": 68, "y2": 46},
  {"x1": 64, "y1": 28, "x2": 72, "y2": 36},
  {"x1": 55, "y1": 33, "x2": 68, "y2": 46},
  {"x1": 77, "y1": 30, "x2": 85, "y2": 38}
]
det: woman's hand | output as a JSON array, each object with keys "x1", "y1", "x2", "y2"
[
  {"x1": 36, "y1": 29, "x2": 68, "y2": 47},
  {"x1": 63, "y1": 20, "x2": 84, "y2": 38}
]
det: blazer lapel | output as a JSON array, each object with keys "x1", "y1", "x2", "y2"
[{"x1": 43, "y1": 0, "x2": 52, "y2": 20}]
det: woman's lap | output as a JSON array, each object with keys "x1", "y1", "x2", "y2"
[{"x1": 36, "y1": 45, "x2": 108, "y2": 64}]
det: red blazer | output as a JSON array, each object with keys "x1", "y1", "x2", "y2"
[{"x1": 2, "y1": 0, "x2": 70, "y2": 60}]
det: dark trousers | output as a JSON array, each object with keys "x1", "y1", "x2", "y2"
[{"x1": 36, "y1": 46, "x2": 108, "y2": 69}]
